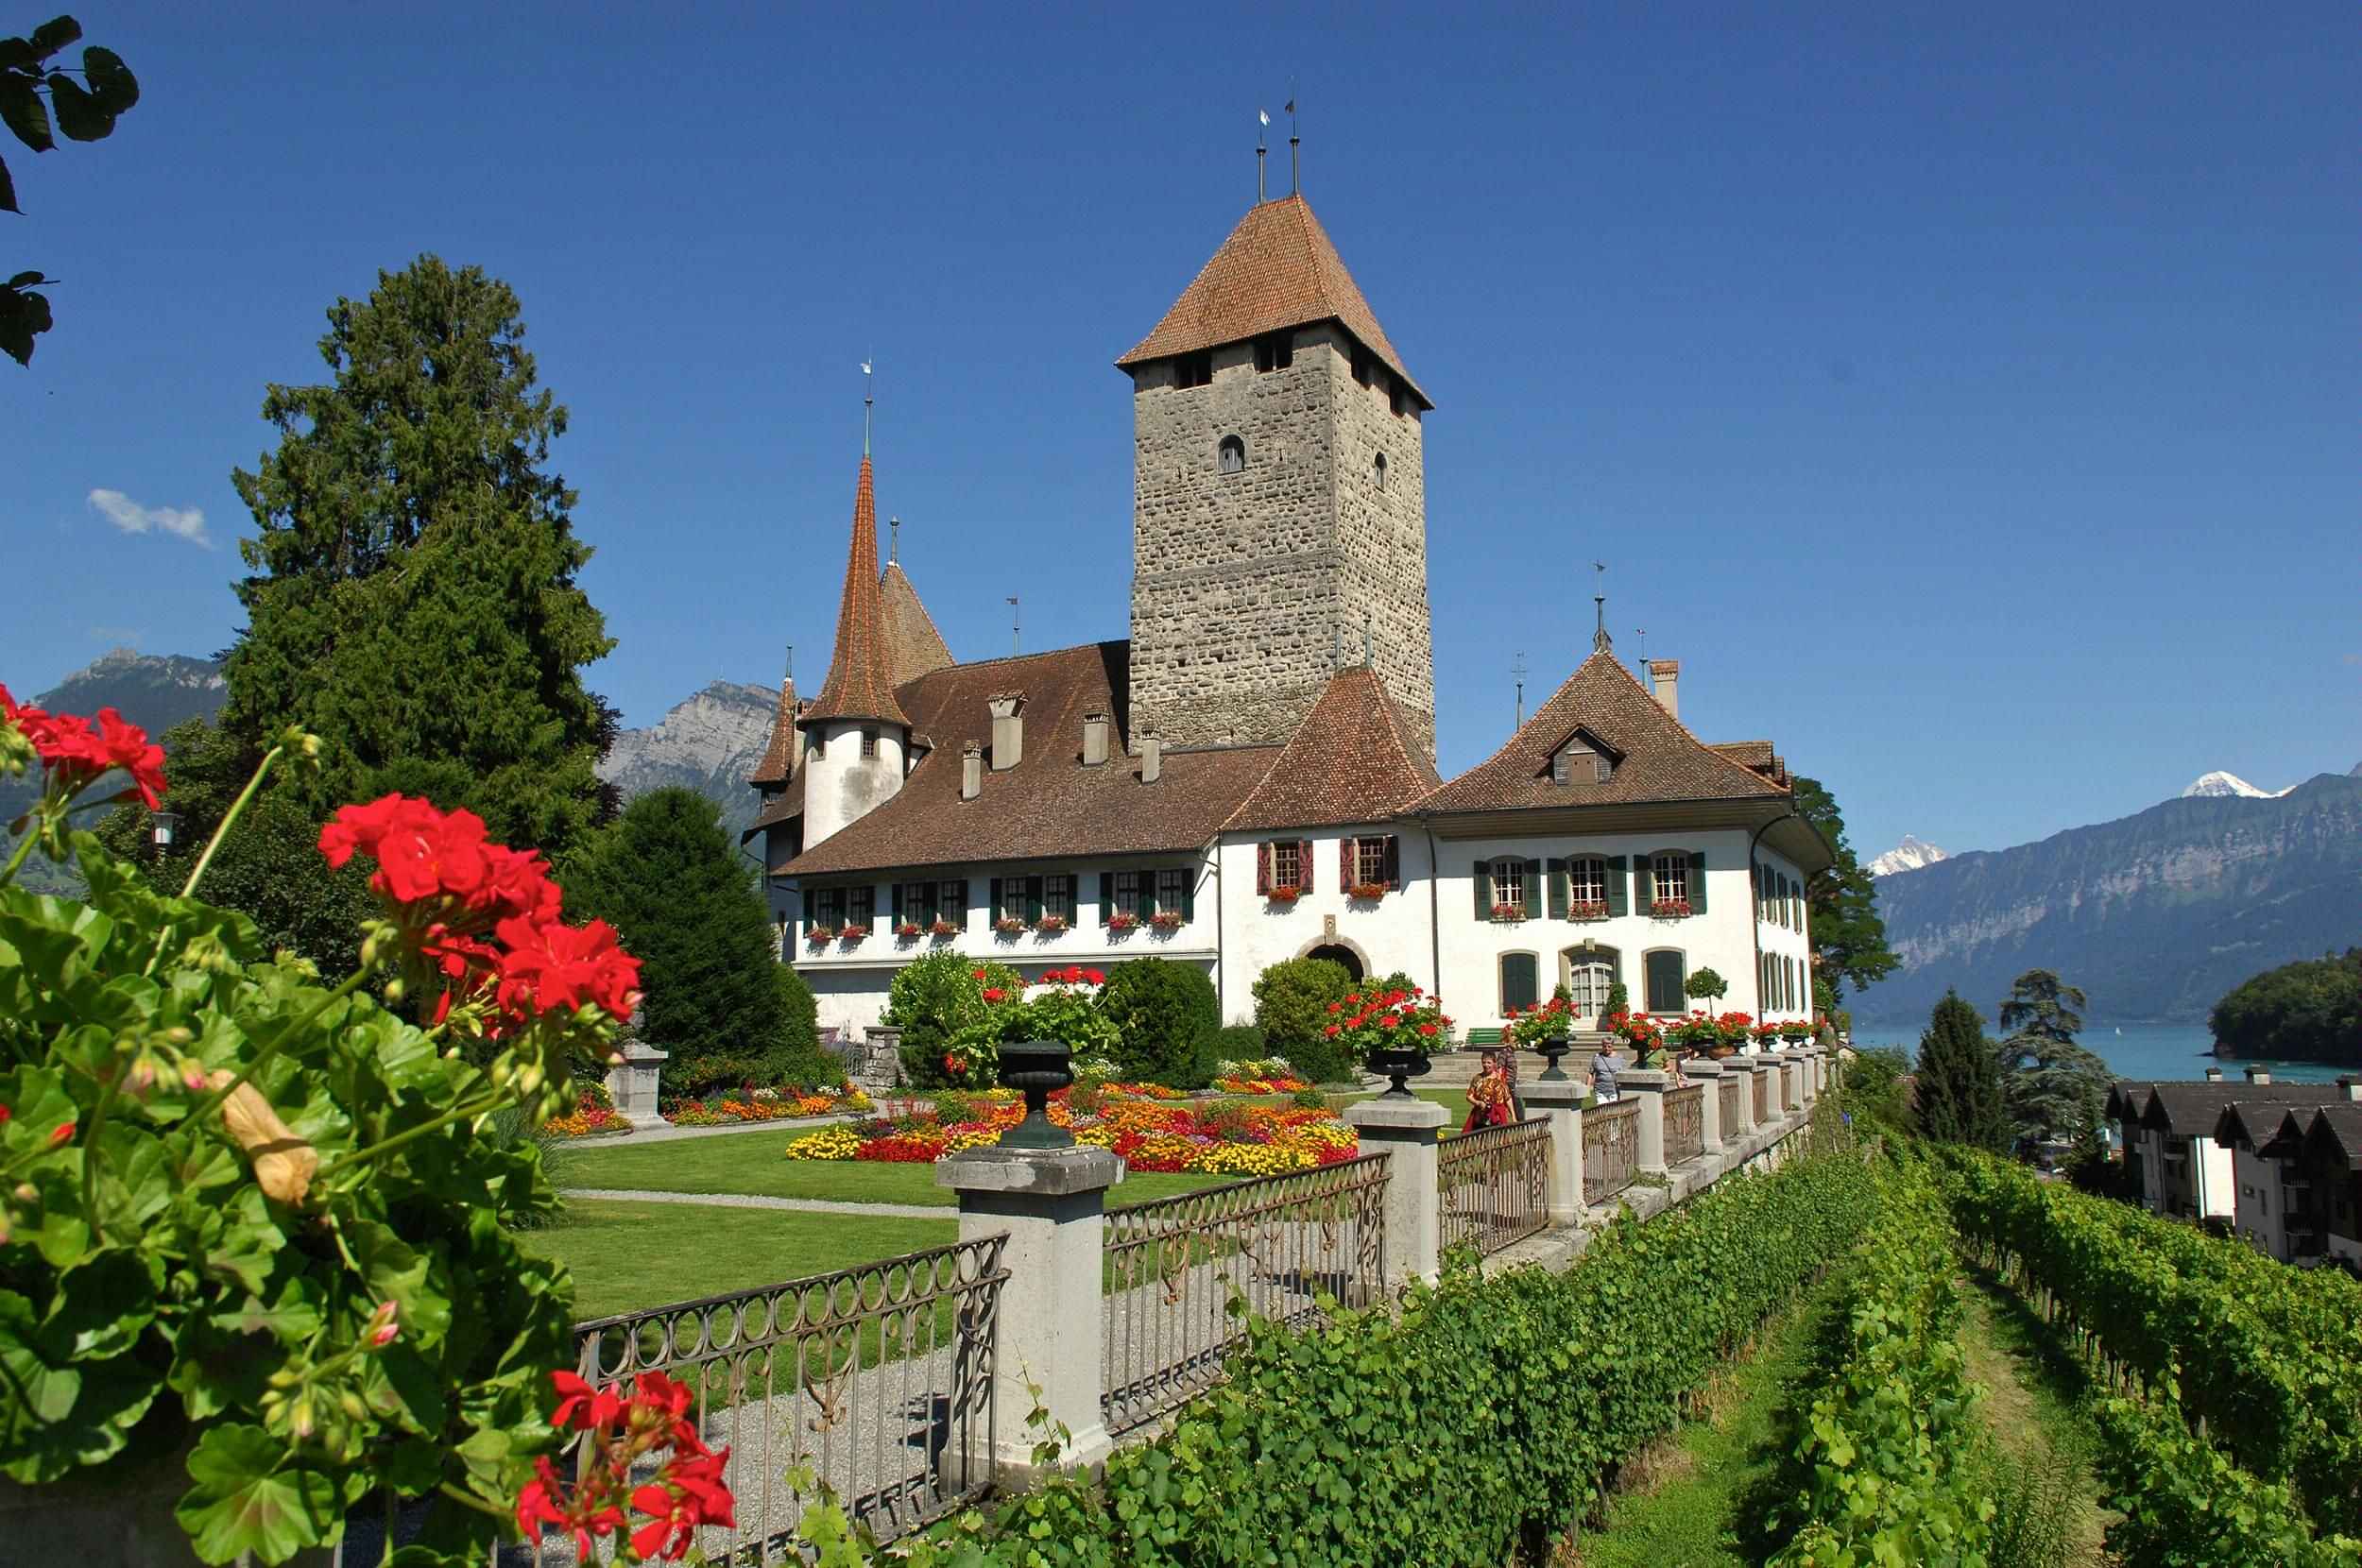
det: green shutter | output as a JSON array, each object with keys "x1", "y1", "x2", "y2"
[
  {"x1": 1547, "y1": 858, "x2": 1568, "y2": 920},
  {"x1": 1635, "y1": 858, "x2": 1655, "y2": 911},
  {"x1": 1026, "y1": 876, "x2": 1045, "y2": 923},
  {"x1": 1099, "y1": 872, "x2": 1115, "y2": 924},
  {"x1": 1473, "y1": 860, "x2": 1493, "y2": 918},
  {"x1": 891, "y1": 883, "x2": 905, "y2": 923},
  {"x1": 1382, "y1": 835, "x2": 1401, "y2": 888},
  {"x1": 1689, "y1": 851, "x2": 1708, "y2": 915},
  {"x1": 1521, "y1": 860, "x2": 1541, "y2": 916},
  {"x1": 1501, "y1": 952, "x2": 1538, "y2": 1014},
  {"x1": 988, "y1": 877, "x2": 1003, "y2": 920},
  {"x1": 1606, "y1": 855, "x2": 1628, "y2": 917},
  {"x1": 1181, "y1": 869, "x2": 1195, "y2": 922},
  {"x1": 1647, "y1": 950, "x2": 1685, "y2": 1013}
]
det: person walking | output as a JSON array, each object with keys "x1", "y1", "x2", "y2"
[{"x1": 1591, "y1": 1041, "x2": 1624, "y2": 1103}]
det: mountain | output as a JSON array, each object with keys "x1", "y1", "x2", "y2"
[
  {"x1": 1856, "y1": 772, "x2": 2362, "y2": 1027},
  {"x1": 595, "y1": 680, "x2": 778, "y2": 836},
  {"x1": 1868, "y1": 835, "x2": 1949, "y2": 878},
  {"x1": 2180, "y1": 770, "x2": 2292, "y2": 800}
]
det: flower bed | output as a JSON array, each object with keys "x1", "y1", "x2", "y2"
[
  {"x1": 663, "y1": 1085, "x2": 873, "y2": 1126},
  {"x1": 783, "y1": 1085, "x2": 1357, "y2": 1175},
  {"x1": 543, "y1": 1086, "x2": 633, "y2": 1138},
  {"x1": 1211, "y1": 1055, "x2": 1310, "y2": 1095}
]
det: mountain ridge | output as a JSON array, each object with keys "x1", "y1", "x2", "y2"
[
  {"x1": 1868, "y1": 835, "x2": 1949, "y2": 878},
  {"x1": 594, "y1": 679, "x2": 779, "y2": 836}
]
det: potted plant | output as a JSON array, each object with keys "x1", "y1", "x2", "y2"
[
  {"x1": 1035, "y1": 912, "x2": 1070, "y2": 933},
  {"x1": 929, "y1": 917, "x2": 961, "y2": 939},
  {"x1": 1105, "y1": 910, "x2": 1140, "y2": 932},
  {"x1": 1326, "y1": 983, "x2": 1451, "y2": 1096},
  {"x1": 805, "y1": 923, "x2": 837, "y2": 945},
  {"x1": 1266, "y1": 884, "x2": 1302, "y2": 904},
  {"x1": 1149, "y1": 909, "x2": 1186, "y2": 931},
  {"x1": 1347, "y1": 881, "x2": 1389, "y2": 900},
  {"x1": 1649, "y1": 895, "x2": 1693, "y2": 918},
  {"x1": 1568, "y1": 897, "x2": 1609, "y2": 921},
  {"x1": 895, "y1": 919, "x2": 924, "y2": 941},
  {"x1": 1490, "y1": 900, "x2": 1527, "y2": 924},
  {"x1": 838, "y1": 923, "x2": 870, "y2": 943},
  {"x1": 994, "y1": 914, "x2": 1028, "y2": 936}
]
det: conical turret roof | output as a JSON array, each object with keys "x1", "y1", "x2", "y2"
[{"x1": 798, "y1": 454, "x2": 911, "y2": 730}]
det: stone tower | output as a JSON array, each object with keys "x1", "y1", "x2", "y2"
[{"x1": 1117, "y1": 194, "x2": 1436, "y2": 759}]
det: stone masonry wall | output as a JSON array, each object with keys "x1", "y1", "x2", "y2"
[{"x1": 1127, "y1": 324, "x2": 1435, "y2": 758}]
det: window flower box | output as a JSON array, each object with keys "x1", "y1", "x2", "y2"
[
  {"x1": 1649, "y1": 897, "x2": 1693, "y2": 919},
  {"x1": 994, "y1": 915, "x2": 1029, "y2": 936},
  {"x1": 1149, "y1": 910, "x2": 1186, "y2": 931},
  {"x1": 1266, "y1": 885, "x2": 1303, "y2": 904},
  {"x1": 1568, "y1": 899, "x2": 1609, "y2": 922},
  {"x1": 1035, "y1": 913, "x2": 1069, "y2": 933},
  {"x1": 804, "y1": 925, "x2": 837, "y2": 945},
  {"x1": 1105, "y1": 911, "x2": 1140, "y2": 932},
  {"x1": 929, "y1": 919, "x2": 961, "y2": 939},
  {"x1": 895, "y1": 921, "x2": 924, "y2": 941},
  {"x1": 837, "y1": 924, "x2": 870, "y2": 943},
  {"x1": 1347, "y1": 881, "x2": 1390, "y2": 901},
  {"x1": 1490, "y1": 901, "x2": 1527, "y2": 924}
]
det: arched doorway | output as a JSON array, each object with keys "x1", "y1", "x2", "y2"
[
  {"x1": 1305, "y1": 943, "x2": 1365, "y2": 982},
  {"x1": 1559, "y1": 945, "x2": 1622, "y2": 1025}
]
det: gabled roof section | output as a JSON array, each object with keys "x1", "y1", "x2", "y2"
[
  {"x1": 880, "y1": 561, "x2": 954, "y2": 685},
  {"x1": 1417, "y1": 648, "x2": 1789, "y2": 815},
  {"x1": 800, "y1": 454, "x2": 910, "y2": 730},
  {"x1": 2104, "y1": 1081, "x2": 2157, "y2": 1123},
  {"x1": 1116, "y1": 195, "x2": 1429, "y2": 408},
  {"x1": 780, "y1": 640, "x2": 1278, "y2": 878},
  {"x1": 748, "y1": 674, "x2": 799, "y2": 788},
  {"x1": 1224, "y1": 666, "x2": 1445, "y2": 835},
  {"x1": 1548, "y1": 724, "x2": 1624, "y2": 766},
  {"x1": 2149, "y1": 1080, "x2": 2335, "y2": 1136},
  {"x1": 2304, "y1": 1104, "x2": 2362, "y2": 1169}
]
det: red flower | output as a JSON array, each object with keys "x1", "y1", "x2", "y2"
[
  {"x1": 982, "y1": 986, "x2": 1006, "y2": 1003},
  {"x1": 1326, "y1": 1001, "x2": 1343, "y2": 1014},
  {"x1": 1379, "y1": 1014, "x2": 1399, "y2": 1030},
  {"x1": 47, "y1": 1119, "x2": 75, "y2": 1148},
  {"x1": 1, "y1": 691, "x2": 169, "y2": 808},
  {"x1": 972, "y1": 968, "x2": 987, "y2": 980},
  {"x1": 1084, "y1": 967, "x2": 1105, "y2": 985},
  {"x1": 1323, "y1": 1024, "x2": 1341, "y2": 1037},
  {"x1": 494, "y1": 915, "x2": 642, "y2": 1019},
  {"x1": 1417, "y1": 1023, "x2": 1439, "y2": 1037},
  {"x1": 1344, "y1": 994, "x2": 1361, "y2": 1007}
]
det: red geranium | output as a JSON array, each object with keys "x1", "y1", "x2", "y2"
[
  {"x1": 517, "y1": 1370, "x2": 733, "y2": 1561},
  {"x1": 1, "y1": 687, "x2": 168, "y2": 809}
]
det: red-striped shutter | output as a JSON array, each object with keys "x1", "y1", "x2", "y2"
[
  {"x1": 1341, "y1": 837, "x2": 1356, "y2": 888},
  {"x1": 1298, "y1": 840, "x2": 1314, "y2": 893},
  {"x1": 1256, "y1": 842, "x2": 1271, "y2": 895}
]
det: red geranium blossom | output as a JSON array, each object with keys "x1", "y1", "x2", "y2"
[
  {"x1": 495, "y1": 914, "x2": 642, "y2": 1019},
  {"x1": 1, "y1": 688, "x2": 169, "y2": 809},
  {"x1": 517, "y1": 1370, "x2": 732, "y2": 1562}
]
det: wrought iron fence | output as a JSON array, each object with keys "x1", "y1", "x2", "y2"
[
  {"x1": 1437, "y1": 1116, "x2": 1551, "y2": 1257},
  {"x1": 1102, "y1": 1152, "x2": 1389, "y2": 1436},
  {"x1": 1753, "y1": 1068, "x2": 1770, "y2": 1124},
  {"x1": 1719, "y1": 1074, "x2": 1743, "y2": 1137},
  {"x1": 1663, "y1": 1083, "x2": 1705, "y2": 1164},
  {"x1": 507, "y1": 1235, "x2": 1009, "y2": 1565},
  {"x1": 1583, "y1": 1098, "x2": 1639, "y2": 1204}
]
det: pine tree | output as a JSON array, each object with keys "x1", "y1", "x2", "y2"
[
  {"x1": 563, "y1": 788, "x2": 827, "y2": 1093},
  {"x1": 1996, "y1": 968, "x2": 2110, "y2": 1149},
  {"x1": 1915, "y1": 989, "x2": 2006, "y2": 1150},
  {"x1": 221, "y1": 254, "x2": 615, "y2": 860}
]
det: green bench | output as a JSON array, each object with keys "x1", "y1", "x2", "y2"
[{"x1": 1462, "y1": 1027, "x2": 1505, "y2": 1048}]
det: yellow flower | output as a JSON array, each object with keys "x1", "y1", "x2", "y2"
[{"x1": 784, "y1": 1127, "x2": 861, "y2": 1161}]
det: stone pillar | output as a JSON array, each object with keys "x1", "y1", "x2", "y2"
[
  {"x1": 1779, "y1": 1050, "x2": 1805, "y2": 1115},
  {"x1": 1521, "y1": 1079, "x2": 1588, "y2": 1228},
  {"x1": 1622, "y1": 1068, "x2": 1671, "y2": 1176},
  {"x1": 1684, "y1": 1059, "x2": 1726, "y2": 1151},
  {"x1": 1345, "y1": 1097, "x2": 1450, "y2": 1286},
  {"x1": 604, "y1": 1037, "x2": 668, "y2": 1122},
  {"x1": 1745, "y1": 1057, "x2": 1780, "y2": 1130},
  {"x1": 1720, "y1": 1056, "x2": 1754, "y2": 1139},
  {"x1": 937, "y1": 1144, "x2": 1123, "y2": 1474},
  {"x1": 1794, "y1": 1048, "x2": 1817, "y2": 1109}
]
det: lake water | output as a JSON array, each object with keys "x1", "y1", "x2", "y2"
[{"x1": 1846, "y1": 1019, "x2": 2354, "y2": 1085}]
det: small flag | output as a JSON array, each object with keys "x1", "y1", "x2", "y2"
[
  {"x1": 860, "y1": 360, "x2": 872, "y2": 376},
  {"x1": 1284, "y1": 97, "x2": 1295, "y2": 113},
  {"x1": 1258, "y1": 109, "x2": 1270, "y2": 127}
]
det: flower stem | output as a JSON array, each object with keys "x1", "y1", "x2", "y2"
[
  {"x1": 317, "y1": 1088, "x2": 505, "y2": 1182},
  {"x1": 180, "y1": 742, "x2": 284, "y2": 901},
  {"x1": 435, "y1": 1480, "x2": 511, "y2": 1521},
  {"x1": 184, "y1": 965, "x2": 371, "y2": 1126},
  {"x1": 0, "y1": 815, "x2": 41, "y2": 889}
]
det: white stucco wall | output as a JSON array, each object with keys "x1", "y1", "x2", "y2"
[
  {"x1": 1749, "y1": 844, "x2": 1817, "y2": 1022},
  {"x1": 1211, "y1": 827, "x2": 1437, "y2": 1022},
  {"x1": 798, "y1": 724, "x2": 906, "y2": 848},
  {"x1": 2231, "y1": 1142, "x2": 2288, "y2": 1258},
  {"x1": 2195, "y1": 1136, "x2": 2237, "y2": 1219}
]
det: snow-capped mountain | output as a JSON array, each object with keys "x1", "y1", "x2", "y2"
[
  {"x1": 2180, "y1": 771, "x2": 2294, "y2": 801},
  {"x1": 1869, "y1": 835, "x2": 1950, "y2": 878}
]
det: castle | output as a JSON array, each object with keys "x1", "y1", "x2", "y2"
[{"x1": 749, "y1": 187, "x2": 1828, "y2": 1044}]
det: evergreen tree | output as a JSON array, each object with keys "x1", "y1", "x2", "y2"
[
  {"x1": 1789, "y1": 776, "x2": 1899, "y2": 1002},
  {"x1": 221, "y1": 254, "x2": 616, "y2": 860},
  {"x1": 1996, "y1": 968, "x2": 2111, "y2": 1150},
  {"x1": 563, "y1": 787, "x2": 825, "y2": 1094},
  {"x1": 1914, "y1": 989, "x2": 2006, "y2": 1150}
]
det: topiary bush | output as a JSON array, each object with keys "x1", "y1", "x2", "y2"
[
  {"x1": 1211, "y1": 1021, "x2": 1267, "y2": 1062},
  {"x1": 1252, "y1": 957, "x2": 1355, "y2": 1082},
  {"x1": 883, "y1": 949, "x2": 1023, "y2": 1088},
  {"x1": 1098, "y1": 956, "x2": 1220, "y2": 1088}
]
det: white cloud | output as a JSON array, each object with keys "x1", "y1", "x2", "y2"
[{"x1": 88, "y1": 487, "x2": 211, "y2": 548}]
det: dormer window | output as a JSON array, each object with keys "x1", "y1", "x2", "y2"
[
  {"x1": 859, "y1": 727, "x2": 878, "y2": 758},
  {"x1": 1372, "y1": 452, "x2": 1388, "y2": 489},
  {"x1": 1252, "y1": 331, "x2": 1293, "y2": 372},
  {"x1": 1549, "y1": 728, "x2": 1617, "y2": 786},
  {"x1": 1173, "y1": 349, "x2": 1213, "y2": 390},
  {"x1": 1217, "y1": 435, "x2": 1246, "y2": 475}
]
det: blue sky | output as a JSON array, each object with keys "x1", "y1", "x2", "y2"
[{"x1": 5, "y1": 1, "x2": 2354, "y2": 861}]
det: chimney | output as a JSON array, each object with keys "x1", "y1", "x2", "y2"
[
  {"x1": 960, "y1": 741, "x2": 983, "y2": 801},
  {"x1": 1647, "y1": 659, "x2": 1680, "y2": 720},
  {"x1": 987, "y1": 693, "x2": 1023, "y2": 771},
  {"x1": 2204, "y1": 1066, "x2": 2223, "y2": 1082},
  {"x1": 1082, "y1": 710, "x2": 1110, "y2": 767},
  {"x1": 1140, "y1": 737, "x2": 1162, "y2": 784},
  {"x1": 2245, "y1": 1065, "x2": 2272, "y2": 1085},
  {"x1": 2342, "y1": 1077, "x2": 2361, "y2": 1102}
]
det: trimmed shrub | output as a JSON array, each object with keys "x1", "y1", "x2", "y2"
[
  {"x1": 1253, "y1": 957, "x2": 1355, "y2": 1082},
  {"x1": 884, "y1": 949, "x2": 1025, "y2": 1087},
  {"x1": 1099, "y1": 957, "x2": 1220, "y2": 1088},
  {"x1": 1212, "y1": 1022, "x2": 1267, "y2": 1062}
]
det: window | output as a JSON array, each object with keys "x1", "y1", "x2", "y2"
[
  {"x1": 847, "y1": 885, "x2": 874, "y2": 929},
  {"x1": 1491, "y1": 856, "x2": 1528, "y2": 916},
  {"x1": 860, "y1": 728, "x2": 878, "y2": 758},
  {"x1": 1553, "y1": 743, "x2": 1611, "y2": 786},
  {"x1": 1270, "y1": 840, "x2": 1301, "y2": 891},
  {"x1": 1651, "y1": 852, "x2": 1688, "y2": 909},
  {"x1": 897, "y1": 881, "x2": 932, "y2": 929},
  {"x1": 1499, "y1": 952, "x2": 1539, "y2": 1015},
  {"x1": 1567, "y1": 856, "x2": 1607, "y2": 917},
  {"x1": 1645, "y1": 949, "x2": 1686, "y2": 1014},
  {"x1": 1351, "y1": 343, "x2": 1377, "y2": 388},
  {"x1": 1252, "y1": 331, "x2": 1293, "y2": 372},
  {"x1": 997, "y1": 878, "x2": 1028, "y2": 923},
  {"x1": 1348, "y1": 834, "x2": 1397, "y2": 891},
  {"x1": 1173, "y1": 349, "x2": 1212, "y2": 389},
  {"x1": 1042, "y1": 874, "x2": 1073, "y2": 925},
  {"x1": 1217, "y1": 435, "x2": 1245, "y2": 475},
  {"x1": 1372, "y1": 452, "x2": 1388, "y2": 489},
  {"x1": 807, "y1": 887, "x2": 845, "y2": 933},
  {"x1": 1389, "y1": 378, "x2": 1411, "y2": 418},
  {"x1": 1567, "y1": 961, "x2": 1615, "y2": 1018},
  {"x1": 1154, "y1": 867, "x2": 1190, "y2": 918},
  {"x1": 1112, "y1": 870, "x2": 1143, "y2": 921},
  {"x1": 940, "y1": 879, "x2": 965, "y2": 923}
]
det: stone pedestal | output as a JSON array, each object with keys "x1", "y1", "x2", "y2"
[
  {"x1": 1683, "y1": 1058, "x2": 1726, "y2": 1150},
  {"x1": 604, "y1": 1037, "x2": 668, "y2": 1121},
  {"x1": 938, "y1": 1145, "x2": 1123, "y2": 1474},
  {"x1": 1621, "y1": 1068, "x2": 1671, "y2": 1176},
  {"x1": 1344, "y1": 1097, "x2": 1450, "y2": 1286},
  {"x1": 1745, "y1": 1057, "x2": 1781, "y2": 1127},
  {"x1": 1521, "y1": 1080, "x2": 1588, "y2": 1228},
  {"x1": 1776, "y1": 1050, "x2": 1804, "y2": 1115},
  {"x1": 1798, "y1": 1048, "x2": 1820, "y2": 1107}
]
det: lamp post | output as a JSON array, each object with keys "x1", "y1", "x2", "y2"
[{"x1": 148, "y1": 810, "x2": 180, "y2": 857}]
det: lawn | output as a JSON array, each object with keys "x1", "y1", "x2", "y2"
[
  {"x1": 558, "y1": 1127, "x2": 1239, "y2": 1209},
  {"x1": 522, "y1": 1199, "x2": 955, "y2": 1322}
]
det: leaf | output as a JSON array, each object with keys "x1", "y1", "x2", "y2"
[
  {"x1": 27, "y1": 16, "x2": 81, "y2": 56},
  {"x1": 0, "y1": 73, "x2": 51, "y2": 153},
  {"x1": 348, "y1": 1219, "x2": 452, "y2": 1348},
  {"x1": 82, "y1": 45, "x2": 136, "y2": 113},
  {"x1": 0, "y1": 1287, "x2": 161, "y2": 1483},
  {"x1": 8, "y1": 268, "x2": 43, "y2": 288},
  {"x1": 53, "y1": 1250, "x2": 158, "y2": 1359},
  {"x1": 175, "y1": 1423, "x2": 343, "y2": 1566},
  {"x1": 0, "y1": 158, "x2": 16, "y2": 212},
  {"x1": 44, "y1": 72, "x2": 109, "y2": 141}
]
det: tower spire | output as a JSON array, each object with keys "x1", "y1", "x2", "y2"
[
  {"x1": 1287, "y1": 89, "x2": 1300, "y2": 195},
  {"x1": 797, "y1": 418, "x2": 908, "y2": 730},
  {"x1": 1257, "y1": 107, "x2": 1269, "y2": 202},
  {"x1": 1591, "y1": 560, "x2": 1612, "y2": 653},
  {"x1": 888, "y1": 516, "x2": 899, "y2": 565},
  {"x1": 861, "y1": 356, "x2": 874, "y2": 456}
]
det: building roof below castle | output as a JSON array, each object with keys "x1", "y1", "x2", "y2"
[
  {"x1": 1115, "y1": 194, "x2": 1429, "y2": 408},
  {"x1": 1223, "y1": 665, "x2": 1441, "y2": 835},
  {"x1": 881, "y1": 560, "x2": 954, "y2": 683}
]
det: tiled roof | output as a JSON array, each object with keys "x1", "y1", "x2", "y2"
[
  {"x1": 1710, "y1": 741, "x2": 1774, "y2": 769},
  {"x1": 747, "y1": 677, "x2": 799, "y2": 788},
  {"x1": 2143, "y1": 1080, "x2": 2326, "y2": 1134},
  {"x1": 1115, "y1": 195, "x2": 1429, "y2": 408},
  {"x1": 779, "y1": 640, "x2": 1279, "y2": 878},
  {"x1": 1224, "y1": 666, "x2": 1442, "y2": 833},
  {"x1": 1416, "y1": 648, "x2": 1789, "y2": 814},
  {"x1": 799, "y1": 455, "x2": 910, "y2": 729},
  {"x1": 747, "y1": 775, "x2": 804, "y2": 832},
  {"x1": 2307, "y1": 1103, "x2": 2362, "y2": 1168},
  {"x1": 2104, "y1": 1081, "x2": 2157, "y2": 1122},
  {"x1": 880, "y1": 561, "x2": 954, "y2": 685}
]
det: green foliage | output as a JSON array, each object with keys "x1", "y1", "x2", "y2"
[
  {"x1": 564, "y1": 787, "x2": 830, "y2": 1096},
  {"x1": 1, "y1": 14, "x2": 140, "y2": 365},
  {"x1": 220, "y1": 255, "x2": 614, "y2": 861},
  {"x1": 1835, "y1": 1044, "x2": 1911, "y2": 1133},
  {"x1": 1097, "y1": 957, "x2": 1219, "y2": 1088},
  {"x1": 2088, "y1": 1393, "x2": 2361, "y2": 1567},
  {"x1": 94, "y1": 717, "x2": 375, "y2": 976},
  {"x1": 1209, "y1": 1021, "x2": 1265, "y2": 1063},
  {"x1": 2210, "y1": 948, "x2": 2362, "y2": 1065},
  {"x1": 1994, "y1": 969, "x2": 2109, "y2": 1150},
  {"x1": 1251, "y1": 957, "x2": 1354, "y2": 1083},
  {"x1": 1605, "y1": 979, "x2": 1630, "y2": 1017},
  {"x1": 884, "y1": 949, "x2": 1021, "y2": 1088},
  {"x1": 1789, "y1": 775, "x2": 1899, "y2": 1003},
  {"x1": 1682, "y1": 965, "x2": 1728, "y2": 1002},
  {"x1": 1915, "y1": 990, "x2": 2008, "y2": 1150}
]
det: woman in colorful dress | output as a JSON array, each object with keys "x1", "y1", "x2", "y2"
[{"x1": 1463, "y1": 1048, "x2": 1519, "y2": 1132}]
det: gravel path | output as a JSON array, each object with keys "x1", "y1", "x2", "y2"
[{"x1": 560, "y1": 1186, "x2": 946, "y2": 1219}]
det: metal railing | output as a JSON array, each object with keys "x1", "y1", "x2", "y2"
[
  {"x1": 1719, "y1": 1075, "x2": 1743, "y2": 1138},
  {"x1": 1583, "y1": 1099, "x2": 1640, "y2": 1204},
  {"x1": 514, "y1": 1235, "x2": 1009, "y2": 1564},
  {"x1": 1664, "y1": 1084, "x2": 1705, "y2": 1164},
  {"x1": 1102, "y1": 1152, "x2": 1389, "y2": 1436},
  {"x1": 1438, "y1": 1116, "x2": 1551, "y2": 1257},
  {"x1": 1753, "y1": 1069, "x2": 1770, "y2": 1124}
]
